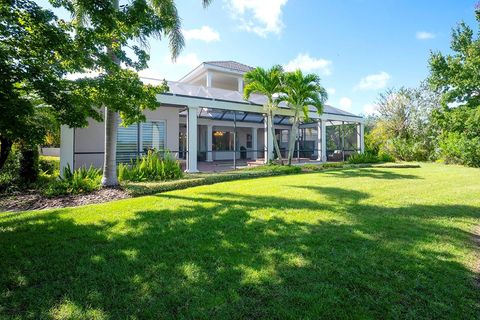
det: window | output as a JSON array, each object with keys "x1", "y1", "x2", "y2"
[
  {"x1": 142, "y1": 121, "x2": 166, "y2": 152},
  {"x1": 281, "y1": 130, "x2": 289, "y2": 143},
  {"x1": 212, "y1": 131, "x2": 234, "y2": 151},
  {"x1": 246, "y1": 134, "x2": 252, "y2": 148},
  {"x1": 116, "y1": 120, "x2": 166, "y2": 162}
]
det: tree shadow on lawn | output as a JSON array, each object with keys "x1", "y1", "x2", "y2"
[
  {"x1": 0, "y1": 188, "x2": 479, "y2": 319},
  {"x1": 322, "y1": 168, "x2": 422, "y2": 180}
]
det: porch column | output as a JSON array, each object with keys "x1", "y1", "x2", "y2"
[
  {"x1": 60, "y1": 125, "x2": 74, "y2": 176},
  {"x1": 206, "y1": 71, "x2": 212, "y2": 88},
  {"x1": 206, "y1": 124, "x2": 213, "y2": 162},
  {"x1": 263, "y1": 114, "x2": 274, "y2": 163},
  {"x1": 321, "y1": 119, "x2": 327, "y2": 162},
  {"x1": 358, "y1": 122, "x2": 365, "y2": 153},
  {"x1": 186, "y1": 105, "x2": 199, "y2": 172},
  {"x1": 316, "y1": 120, "x2": 322, "y2": 161},
  {"x1": 237, "y1": 78, "x2": 244, "y2": 92},
  {"x1": 263, "y1": 115, "x2": 268, "y2": 163},
  {"x1": 251, "y1": 127, "x2": 258, "y2": 160}
]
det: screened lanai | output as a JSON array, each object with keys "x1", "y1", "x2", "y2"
[{"x1": 158, "y1": 81, "x2": 365, "y2": 172}]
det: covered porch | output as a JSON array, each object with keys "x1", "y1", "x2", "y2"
[{"x1": 158, "y1": 82, "x2": 365, "y2": 173}]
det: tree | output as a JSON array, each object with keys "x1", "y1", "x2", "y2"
[
  {"x1": 428, "y1": 4, "x2": 480, "y2": 166},
  {"x1": 367, "y1": 84, "x2": 440, "y2": 161},
  {"x1": 0, "y1": 0, "x2": 83, "y2": 180},
  {"x1": 244, "y1": 65, "x2": 285, "y2": 163},
  {"x1": 279, "y1": 70, "x2": 327, "y2": 165},
  {"x1": 56, "y1": 0, "x2": 212, "y2": 186}
]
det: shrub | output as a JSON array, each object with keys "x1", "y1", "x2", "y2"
[
  {"x1": 439, "y1": 132, "x2": 480, "y2": 167},
  {"x1": 126, "y1": 165, "x2": 302, "y2": 196},
  {"x1": 347, "y1": 152, "x2": 395, "y2": 164},
  {"x1": 0, "y1": 147, "x2": 21, "y2": 192},
  {"x1": 118, "y1": 150, "x2": 183, "y2": 182},
  {"x1": 43, "y1": 164, "x2": 102, "y2": 197}
]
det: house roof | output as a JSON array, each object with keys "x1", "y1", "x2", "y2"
[
  {"x1": 204, "y1": 61, "x2": 254, "y2": 74},
  {"x1": 163, "y1": 81, "x2": 363, "y2": 122}
]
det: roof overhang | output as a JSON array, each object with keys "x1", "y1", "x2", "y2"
[{"x1": 156, "y1": 93, "x2": 365, "y2": 123}]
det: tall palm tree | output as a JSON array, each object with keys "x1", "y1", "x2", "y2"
[
  {"x1": 72, "y1": 0, "x2": 212, "y2": 186},
  {"x1": 279, "y1": 69, "x2": 328, "y2": 165},
  {"x1": 244, "y1": 65, "x2": 284, "y2": 163}
]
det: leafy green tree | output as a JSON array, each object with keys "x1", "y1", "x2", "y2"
[
  {"x1": 55, "y1": 0, "x2": 212, "y2": 186},
  {"x1": 0, "y1": 0, "x2": 84, "y2": 180},
  {"x1": 244, "y1": 65, "x2": 285, "y2": 163},
  {"x1": 367, "y1": 84, "x2": 440, "y2": 161},
  {"x1": 428, "y1": 5, "x2": 480, "y2": 166},
  {"x1": 279, "y1": 70, "x2": 327, "y2": 165}
]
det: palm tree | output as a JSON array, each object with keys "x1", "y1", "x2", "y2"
[
  {"x1": 72, "y1": 0, "x2": 212, "y2": 186},
  {"x1": 244, "y1": 65, "x2": 284, "y2": 164},
  {"x1": 279, "y1": 70, "x2": 328, "y2": 165}
]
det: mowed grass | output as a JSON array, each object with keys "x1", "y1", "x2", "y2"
[{"x1": 1, "y1": 163, "x2": 480, "y2": 319}]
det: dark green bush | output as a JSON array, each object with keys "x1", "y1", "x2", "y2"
[
  {"x1": 126, "y1": 165, "x2": 302, "y2": 196},
  {"x1": 347, "y1": 152, "x2": 395, "y2": 164},
  {"x1": 18, "y1": 146, "x2": 39, "y2": 184}
]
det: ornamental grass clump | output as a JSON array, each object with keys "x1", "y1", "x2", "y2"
[{"x1": 118, "y1": 150, "x2": 183, "y2": 182}]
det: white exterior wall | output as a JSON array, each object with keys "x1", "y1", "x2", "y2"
[{"x1": 71, "y1": 106, "x2": 180, "y2": 169}]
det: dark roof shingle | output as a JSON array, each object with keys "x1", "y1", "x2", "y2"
[{"x1": 204, "y1": 61, "x2": 254, "y2": 73}]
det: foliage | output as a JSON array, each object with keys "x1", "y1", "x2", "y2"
[
  {"x1": 44, "y1": 164, "x2": 102, "y2": 197},
  {"x1": 438, "y1": 132, "x2": 480, "y2": 167},
  {"x1": 1, "y1": 164, "x2": 479, "y2": 319},
  {"x1": 118, "y1": 150, "x2": 183, "y2": 182},
  {"x1": 0, "y1": 147, "x2": 21, "y2": 192},
  {"x1": 0, "y1": 0, "x2": 82, "y2": 173},
  {"x1": 427, "y1": 6, "x2": 480, "y2": 167},
  {"x1": 125, "y1": 165, "x2": 301, "y2": 196},
  {"x1": 347, "y1": 152, "x2": 395, "y2": 164},
  {"x1": 366, "y1": 84, "x2": 441, "y2": 161},
  {"x1": 279, "y1": 70, "x2": 327, "y2": 165}
]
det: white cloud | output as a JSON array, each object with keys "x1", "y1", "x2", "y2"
[
  {"x1": 138, "y1": 69, "x2": 165, "y2": 85},
  {"x1": 355, "y1": 71, "x2": 390, "y2": 91},
  {"x1": 183, "y1": 26, "x2": 220, "y2": 42},
  {"x1": 326, "y1": 88, "x2": 336, "y2": 95},
  {"x1": 284, "y1": 53, "x2": 332, "y2": 76},
  {"x1": 416, "y1": 31, "x2": 435, "y2": 40},
  {"x1": 339, "y1": 97, "x2": 352, "y2": 110},
  {"x1": 226, "y1": 0, "x2": 288, "y2": 37},
  {"x1": 170, "y1": 53, "x2": 201, "y2": 68},
  {"x1": 363, "y1": 103, "x2": 379, "y2": 115}
]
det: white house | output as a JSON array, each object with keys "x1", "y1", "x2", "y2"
[{"x1": 60, "y1": 61, "x2": 364, "y2": 173}]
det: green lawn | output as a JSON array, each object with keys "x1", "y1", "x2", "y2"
[{"x1": 1, "y1": 163, "x2": 480, "y2": 319}]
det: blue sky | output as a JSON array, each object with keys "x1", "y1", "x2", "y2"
[{"x1": 37, "y1": 0, "x2": 478, "y2": 115}]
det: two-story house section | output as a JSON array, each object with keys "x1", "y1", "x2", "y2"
[{"x1": 60, "y1": 61, "x2": 365, "y2": 173}]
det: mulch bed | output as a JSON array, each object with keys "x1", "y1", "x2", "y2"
[{"x1": 0, "y1": 187, "x2": 130, "y2": 212}]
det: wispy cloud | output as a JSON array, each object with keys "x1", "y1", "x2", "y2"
[
  {"x1": 226, "y1": 0, "x2": 288, "y2": 37},
  {"x1": 171, "y1": 53, "x2": 201, "y2": 68},
  {"x1": 284, "y1": 53, "x2": 332, "y2": 76},
  {"x1": 416, "y1": 31, "x2": 435, "y2": 40},
  {"x1": 355, "y1": 72, "x2": 390, "y2": 91},
  {"x1": 339, "y1": 97, "x2": 352, "y2": 110},
  {"x1": 183, "y1": 26, "x2": 220, "y2": 42}
]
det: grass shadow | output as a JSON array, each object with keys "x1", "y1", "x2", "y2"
[{"x1": 0, "y1": 186, "x2": 479, "y2": 319}]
